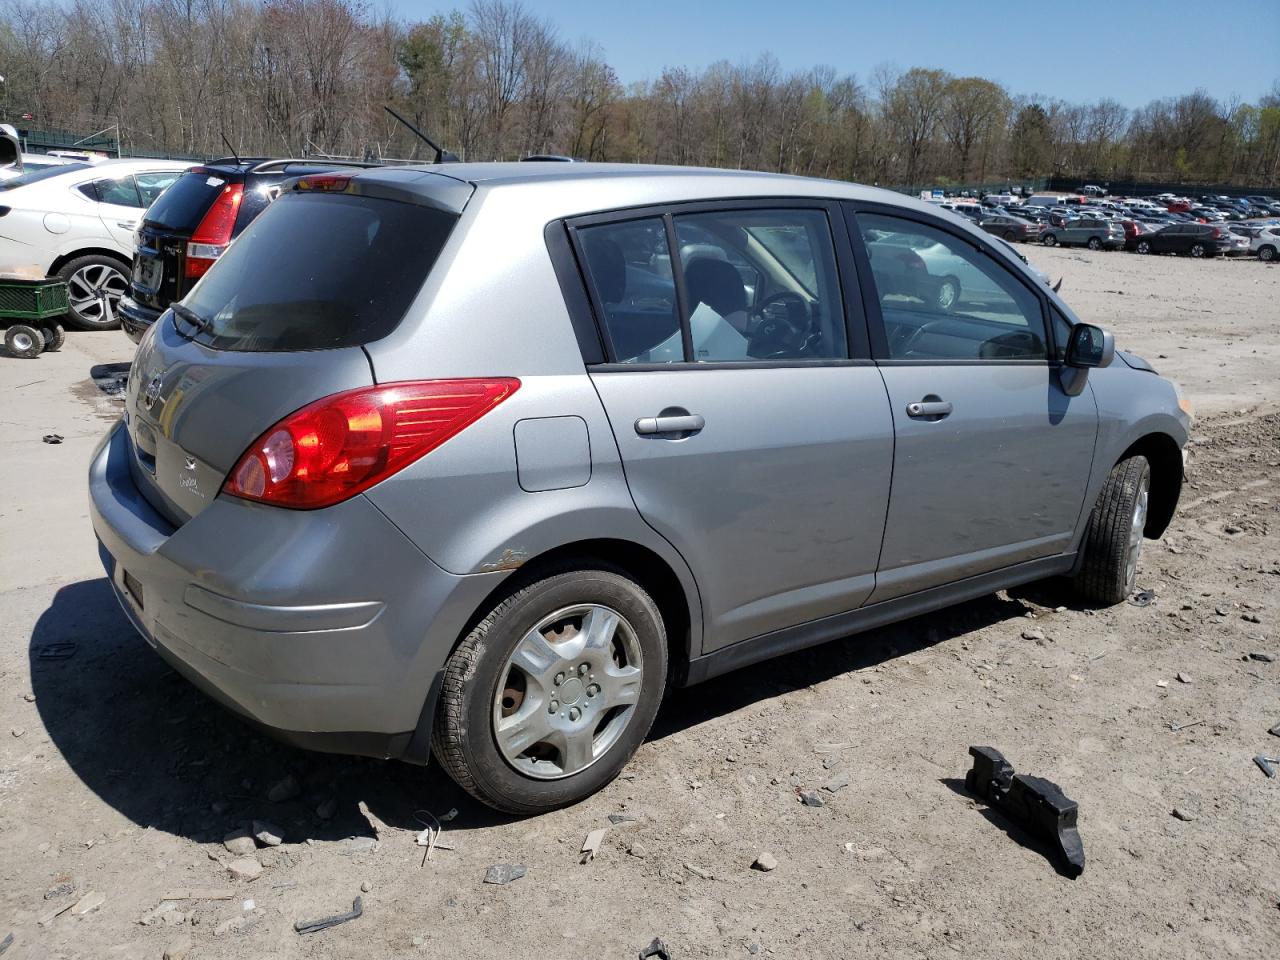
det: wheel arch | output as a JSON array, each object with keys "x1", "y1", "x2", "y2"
[
  {"x1": 1119, "y1": 432, "x2": 1183, "y2": 538},
  {"x1": 49, "y1": 247, "x2": 131, "y2": 276}
]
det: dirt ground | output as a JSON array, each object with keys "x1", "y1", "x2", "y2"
[{"x1": 0, "y1": 246, "x2": 1277, "y2": 960}]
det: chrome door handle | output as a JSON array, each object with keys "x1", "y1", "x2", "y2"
[
  {"x1": 635, "y1": 414, "x2": 705, "y2": 435},
  {"x1": 905, "y1": 400, "x2": 953, "y2": 419},
  {"x1": 117, "y1": 221, "x2": 138, "y2": 229}
]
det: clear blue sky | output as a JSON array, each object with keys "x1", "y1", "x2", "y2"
[{"x1": 390, "y1": 0, "x2": 1279, "y2": 106}]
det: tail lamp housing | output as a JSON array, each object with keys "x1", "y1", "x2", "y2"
[
  {"x1": 185, "y1": 183, "x2": 244, "y2": 279},
  {"x1": 223, "y1": 379, "x2": 520, "y2": 509}
]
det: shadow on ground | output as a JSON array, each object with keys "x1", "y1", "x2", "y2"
[{"x1": 30, "y1": 575, "x2": 1072, "y2": 842}]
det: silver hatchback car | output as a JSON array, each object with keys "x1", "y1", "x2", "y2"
[{"x1": 90, "y1": 164, "x2": 1191, "y2": 813}]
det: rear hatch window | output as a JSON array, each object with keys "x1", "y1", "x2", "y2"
[
  {"x1": 176, "y1": 191, "x2": 457, "y2": 351},
  {"x1": 143, "y1": 171, "x2": 228, "y2": 230}
]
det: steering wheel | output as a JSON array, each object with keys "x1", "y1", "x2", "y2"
[{"x1": 747, "y1": 291, "x2": 812, "y2": 359}]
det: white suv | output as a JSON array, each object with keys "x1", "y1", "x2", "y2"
[
  {"x1": 1251, "y1": 226, "x2": 1280, "y2": 262},
  {"x1": 0, "y1": 158, "x2": 193, "y2": 329}
]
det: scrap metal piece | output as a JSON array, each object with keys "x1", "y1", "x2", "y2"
[
  {"x1": 0, "y1": 932, "x2": 13, "y2": 955},
  {"x1": 638, "y1": 937, "x2": 672, "y2": 960},
  {"x1": 965, "y1": 746, "x2": 1085, "y2": 878},
  {"x1": 1254, "y1": 756, "x2": 1278, "y2": 778},
  {"x1": 482, "y1": 864, "x2": 526, "y2": 885},
  {"x1": 294, "y1": 897, "x2": 362, "y2": 935}
]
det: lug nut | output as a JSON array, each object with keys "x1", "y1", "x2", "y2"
[
  {"x1": 549, "y1": 700, "x2": 559, "y2": 714},
  {"x1": 554, "y1": 672, "x2": 565, "y2": 685},
  {"x1": 568, "y1": 707, "x2": 581, "y2": 722},
  {"x1": 578, "y1": 663, "x2": 589, "y2": 676},
  {"x1": 586, "y1": 684, "x2": 600, "y2": 698}
]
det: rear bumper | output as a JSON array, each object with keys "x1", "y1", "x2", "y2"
[
  {"x1": 119, "y1": 297, "x2": 161, "y2": 344},
  {"x1": 89, "y1": 421, "x2": 509, "y2": 762}
]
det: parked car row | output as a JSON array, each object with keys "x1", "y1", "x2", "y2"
[{"x1": 932, "y1": 189, "x2": 1279, "y2": 261}]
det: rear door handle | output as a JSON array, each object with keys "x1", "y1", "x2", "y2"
[
  {"x1": 905, "y1": 400, "x2": 953, "y2": 419},
  {"x1": 635, "y1": 414, "x2": 705, "y2": 436}
]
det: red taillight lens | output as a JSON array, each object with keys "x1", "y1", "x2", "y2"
[
  {"x1": 223, "y1": 379, "x2": 520, "y2": 509},
  {"x1": 185, "y1": 183, "x2": 244, "y2": 279}
]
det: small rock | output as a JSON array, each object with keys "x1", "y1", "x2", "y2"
[
  {"x1": 213, "y1": 915, "x2": 252, "y2": 937},
  {"x1": 748, "y1": 944, "x2": 761, "y2": 956},
  {"x1": 1021, "y1": 628, "x2": 1045, "y2": 641},
  {"x1": 798, "y1": 790, "x2": 825, "y2": 807},
  {"x1": 159, "y1": 910, "x2": 187, "y2": 927},
  {"x1": 10, "y1": 727, "x2": 24, "y2": 738},
  {"x1": 70, "y1": 891, "x2": 104, "y2": 916},
  {"x1": 43, "y1": 875, "x2": 74, "y2": 900},
  {"x1": 267, "y1": 775, "x2": 301, "y2": 803},
  {"x1": 342, "y1": 836, "x2": 377, "y2": 856},
  {"x1": 1247, "y1": 652, "x2": 1273, "y2": 663},
  {"x1": 22, "y1": 692, "x2": 36, "y2": 702},
  {"x1": 1171, "y1": 808, "x2": 1197, "y2": 822},
  {"x1": 1224, "y1": 525, "x2": 1242, "y2": 535},
  {"x1": 252, "y1": 821, "x2": 284, "y2": 847},
  {"x1": 226, "y1": 857, "x2": 262, "y2": 881},
  {"x1": 626, "y1": 841, "x2": 649, "y2": 859},
  {"x1": 822, "y1": 771, "x2": 850, "y2": 792},
  {"x1": 242, "y1": 899, "x2": 255, "y2": 911},
  {"x1": 163, "y1": 935, "x2": 193, "y2": 960},
  {"x1": 684, "y1": 862, "x2": 712, "y2": 880},
  {"x1": 1242, "y1": 613, "x2": 1261, "y2": 624},
  {"x1": 607, "y1": 813, "x2": 638, "y2": 825},
  {"x1": 1156, "y1": 679, "x2": 1169, "y2": 688},
  {"x1": 483, "y1": 864, "x2": 526, "y2": 885},
  {"x1": 223, "y1": 829, "x2": 256, "y2": 857},
  {"x1": 752, "y1": 852, "x2": 778, "y2": 872},
  {"x1": 360, "y1": 881, "x2": 372, "y2": 893},
  {"x1": 1176, "y1": 672, "x2": 1192, "y2": 684},
  {"x1": 315, "y1": 796, "x2": 338, "y2": 820},
  {"x1": 1268, "y1": 722, "x2": 1280, "y2": 738}
]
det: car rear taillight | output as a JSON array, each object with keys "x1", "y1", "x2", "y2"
[
  {"x1": 223, "y1": 379, "x2": 520, "y2": 509},
  {"x1": 295, "y1": 174, "x2": 351, "y2": 192},
  {"x1": 1209, "y1": 228, "x2": 1221, "y2": 238},
  {"x1": 184, "y1": 183, "x2": 244, "y2": 279}
]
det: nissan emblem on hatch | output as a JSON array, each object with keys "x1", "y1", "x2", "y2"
[
  {"x1": 143, "y1": 374, "x2": 163, "y2": 410},
  {"x1": 184, "y1": 456, "x2": 197, "y2": 472}
]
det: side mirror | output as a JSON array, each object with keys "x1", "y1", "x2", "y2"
[{"x1": 1065, "y1": 323, "x2": 1114, "y2": 369}]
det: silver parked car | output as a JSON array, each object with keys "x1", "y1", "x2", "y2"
[{"x1": 90, "y1": 164, "x2": 1192, "y2": 813}]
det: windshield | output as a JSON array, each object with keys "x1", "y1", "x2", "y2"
[
  {"x1": 177, "y1": 190, "x2": 457, "y2": 351},
  {"x1": 0, "y1": 162, "x2": 89, "y2": 191}
]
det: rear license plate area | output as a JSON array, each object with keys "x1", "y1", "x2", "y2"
[{"x1": 123, "y1": 569, "x2": 145, "y2": 610}]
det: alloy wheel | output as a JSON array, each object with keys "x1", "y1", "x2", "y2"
[
  {"x1": 1124, "y1": 474, "x2": 1150, "y2": 593},
  {"x1": 492, "y1": 603, "x2": 645, "y2": 780},
  {"x1": 68, "y1": 263, "x2": 128, "y2": 327}
]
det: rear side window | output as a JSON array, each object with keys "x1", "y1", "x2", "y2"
[
  {"x1": 144, "y1": 172, "x2": 226, "y2": 230},
  {"x1": 577, "y1": 218, "x2": 680, "y2": 363},
  {"x1": 94, "y1": 177, "x2": 144, "y2": 207},
  {"x1": 178, "y1": 192, "x2": 456, "y2": 352}
]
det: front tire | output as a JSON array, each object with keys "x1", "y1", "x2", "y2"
[
  {"x1": 1136, "y1": 240, "x2": 1151, "y2": 254},
  {"x1": 58, "y1": 254, "x2": 130, "y2": 330},
  {"x1": 1074, "y1": 456, "x2": 1151, "y2": 606},
  {"x1": 432, "y1": 566, "x2": 668, "y2": 814},
  {"x1": 1259, "y1": 244, "x2": 1277, "y2": 262},
  {"x1": 1190, "y1": 243, "x2": 1206, "y2": 258},
  {"x1": 1042, "y1": 233, "x2": 1058, "y2": 247},
  {"x1": 1087, "y1": 237, "x2": 1102, "y2": 250}
]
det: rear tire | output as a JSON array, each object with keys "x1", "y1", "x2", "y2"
[
  {"x1": 1074, "y1": 456, "x2": 1151, "y2": 606},
  {"x1": 1042, "y1": 233, "x2": 1058, "y2": 247},
  {"x1": 58, "y1": 254, "x2": 129, "y2": 330},
  {"x1": 432, "y1": 565, "x2": 668, "y2": 814},
  {"x1": 4, "y1": 324, "x2": 45, "y2": 359},
  {"x1": 1003, "y1": 230, "x2": 1016, "y2": 242},
  {"x1": 39, "y1": 323, "x2": 66, "y2": 352},
  {"x1": 1087, "y1": 237, "x2": 1102, "y2": 250}
]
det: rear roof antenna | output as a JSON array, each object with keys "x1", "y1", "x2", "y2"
[
  {"x1": 220, "y1": 132, "x2": 242, "y2": 165},
  {"x1": 383, "y1": 106, "x2": 459, "y2": 163}
]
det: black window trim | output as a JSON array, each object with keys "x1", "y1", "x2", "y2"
[
  {"x1": 843, "y1": 199, "x2": 1068, "y2": 367},
  {"x1": 554, "y1": 196, "x2": 874, "y2": 370}
]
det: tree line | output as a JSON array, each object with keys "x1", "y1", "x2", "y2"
[{"x1": 2, "y1": 0, "x2": 1278, "y2": 188}]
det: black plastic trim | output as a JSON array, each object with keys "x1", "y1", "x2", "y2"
[{"x1": 544, "y1": 220, "x2": 606, "y2": 364}]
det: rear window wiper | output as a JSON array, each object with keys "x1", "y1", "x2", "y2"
[{"x1": 171, "y1": 302, "x2": 212, "y2": 338}]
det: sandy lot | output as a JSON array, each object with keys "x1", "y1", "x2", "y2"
[{"x1": 0, "y1": 247, "x2": 1277, "y2": 960}]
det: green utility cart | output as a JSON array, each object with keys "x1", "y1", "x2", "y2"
[{"x1": 0, "y1": 277, "x2": 70, "y2": 358}]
